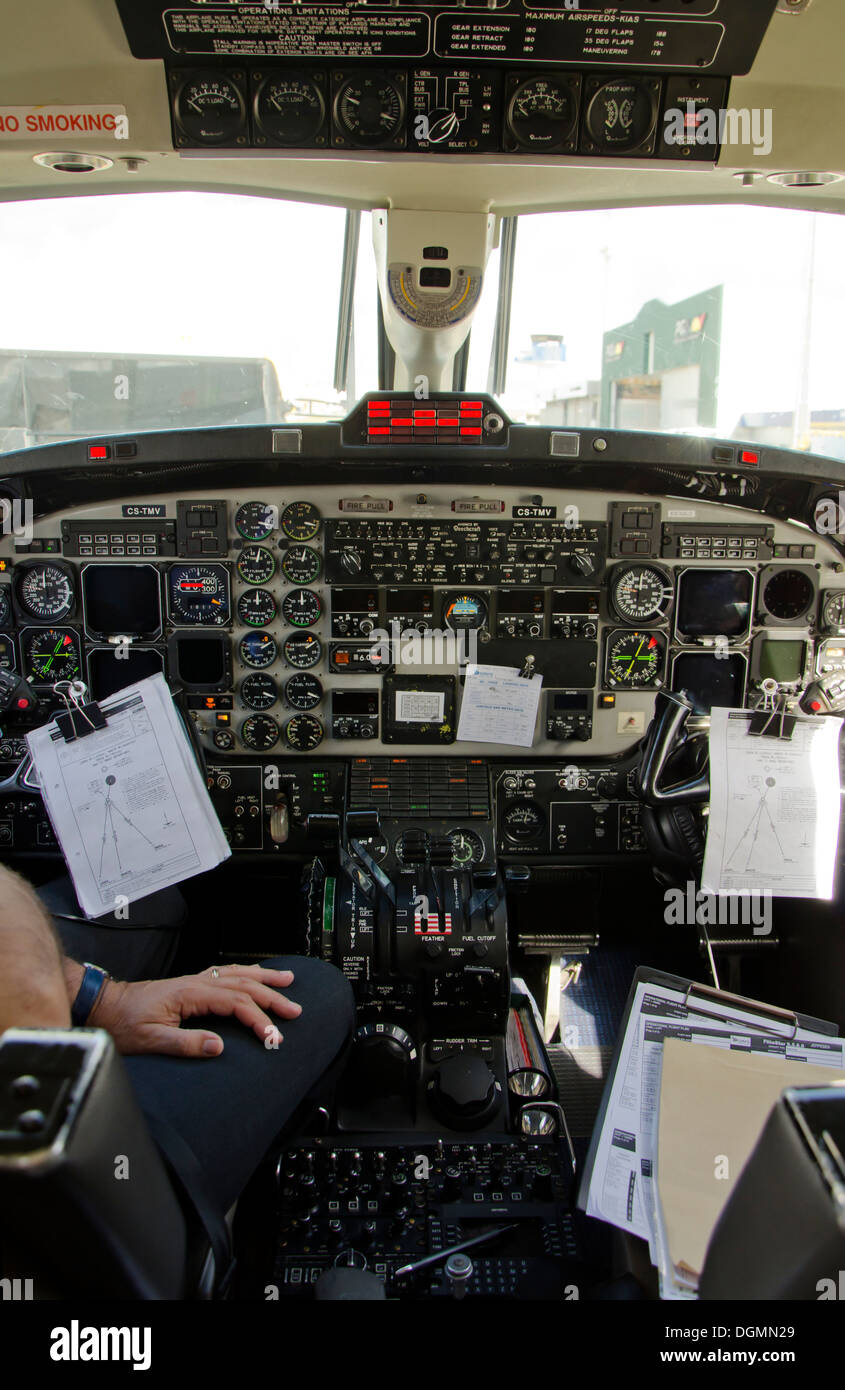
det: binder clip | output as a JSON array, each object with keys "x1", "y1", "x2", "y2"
[
  {"x1": 518, "y1": 654, "x2": 536, "y2": 680},
  {"x1": 53, "y1": 680, "x2": 108, "y2": 743},
  {"x1": 747, "y1": 678, "x2": 796, "y2": 740}
]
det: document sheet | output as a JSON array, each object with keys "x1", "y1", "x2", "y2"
[
  {"x1": 27, "y1": 673, "x2": 230, "y2": 918},
  {"x1": 656, "y1": 1040, "x2": 845, "y2": 1283},
  {"x1": 580, "y1": 978, "x2": 845, "y2": 1289},
  {"x1": 456, "y1": 664, "x2": 543, "y2": 747},
  {"x1": 702, "y1": 707, "x2": 842, "y2": 898}
]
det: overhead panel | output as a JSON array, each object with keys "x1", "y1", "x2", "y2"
[
  {"x1": 113, "y1": 1, "x2": 778, "y2": 161},
  {"x1": 115, "y1": 2, "x2": 778, "y2": 76}
]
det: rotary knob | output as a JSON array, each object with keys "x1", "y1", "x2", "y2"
[
  {"x1": 569, "y1": 551, "x2": 596, "y2": 577},
  {"x1": 341, "y1": 547, "x2": 363, "y2": 575},
  {"x1": 428, "y1": 1051, "x2": 501, "y2": 1131},
  {"x1": 343, "y1": 1022, "x2": 416, "y2": 1101}
]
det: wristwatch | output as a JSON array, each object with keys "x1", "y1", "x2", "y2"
[{"x1": 70, "y1": 962, "x2": 110, "y2": 1027}]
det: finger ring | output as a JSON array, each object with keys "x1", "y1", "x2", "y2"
[{"x1": 211, "y1": 967, "x2": 220, "y2": 979}]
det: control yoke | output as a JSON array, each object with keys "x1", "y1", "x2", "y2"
[{"x1": 634, "y1": 689, "x2": 709, "y2": 807}]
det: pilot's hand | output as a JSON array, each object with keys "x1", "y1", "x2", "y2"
[{"x1": 91, "y1": 963, "x2": 301, "y2": 1057}]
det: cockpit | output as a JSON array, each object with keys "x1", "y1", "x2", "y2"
[{"x1": 1, "y1": 0, "x2": 845, "y2": 1346}]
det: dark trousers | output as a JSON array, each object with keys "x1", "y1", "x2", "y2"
[
  {"x1": 40, "y1": 878, "x2": 355, "y2": 1214},
  {"x1": 123, "y1": 954, "x2": 355, "y2": 1212}
]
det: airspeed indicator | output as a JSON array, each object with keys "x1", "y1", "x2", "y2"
[{"x1": 609, "y1": 564, "x2": 673, "y2": 625}]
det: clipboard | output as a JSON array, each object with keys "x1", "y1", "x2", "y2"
[{"x1": 575, "y1": 964, "x2": 839, "y2": 1215}]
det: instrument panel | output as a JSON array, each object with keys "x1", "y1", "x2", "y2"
[
  {"x1": 1, "y1": 394, "x2": 843, "y2": 861},
  {"x1": 115, "y1": 0, "x2": 778, "y2": 159},
  {"x1": 0, "y1": 487, "x2": 839, "y2": 764}
]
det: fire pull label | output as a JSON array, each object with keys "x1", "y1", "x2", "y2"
[{"x1": 0, "y1": 106, "x2": 128, "y2": 140}]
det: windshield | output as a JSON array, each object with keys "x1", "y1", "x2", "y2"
[
  {"x1": 468, "y1": 203, "x2": 845, "y2": 461},
  {"x1": 1, "y1": 192, "x2": 843, "y2": 460}
]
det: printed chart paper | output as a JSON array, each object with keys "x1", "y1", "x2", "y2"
[
  {"x1": 456, "y1": 664, "x2": 543, "y2": 747},
  {"x1": 27, "y1": 674, "x2": 230, "y2": 918},
  {"x1": 702, "y1": 708, "x2": 842, "y2": 898}
]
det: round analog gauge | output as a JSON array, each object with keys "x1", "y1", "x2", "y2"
[
  {"x1": 239, "y1": 631, "x2": 278, "y2": 669},
  {"x1": 609, "y1": 564, "x2": 673, "y2": 625},
  {"x1": 761, "y1": 569, "x2": 815, "y2": 622},
  {"x1": 585, "y1": 79, "x2": 656, "y2": 152},
  {"x1": 240, "y1": 714, "x2": 280, "y2": 752},
  {"x1": 237, "y1": 545, "x2": 276, "y2": 586},
  {"x1": 281, "y1": 501, "x2": 321, "y2": 542},
  {"x1": 14, "y1": 563, "x2": 74, "y2": 622},
  {"x1": 443, "y1": 592, "x2": 488, "y2": 631},
  {"x1": 22, "y1": 627, "x2": 82, "y2": 684},
  {"x1": 235, "y1": 501, "x2": 277, "y2": 542},
  {"x1": 254, "y1": 75, "x2": 325, "y2": 145},
  {"x1": 283, "y1": 632, "x2": 322, "y2": 669},
  {"x1": 333, "y1": 74, "x2": 405, "y2": 148},
  {"x1": 240, "y1": 673, "x2": 278, "y2": 711},
  {"x1": 447, "y1": 828, "x2": 485, "y2": 867},
  {"x1": 606, "y1": 630, "x2": 665, "y2": 688},
  {"x1": 284, "y1": 672, "x2": 323, "y2": 710},
  {"x1": 284, "y1": 714, "x2": 323, "y2": 751},
  {"x1": 506, "y1": 77, "x2": 576, "y2": 151},
  {"x1": 823, "y1": 592, "x2": 845, "y2": 630},
  {"x1": 281, "y1": 545, "x2": 321, "y2": 585},
  {"x1": 237, "y1": 588, "x2": 277, "y2": 628},
  {"x1": 502, "y1": 802, "x2": 545, "y2": 844},
  {"x1": 0, "y1": 586, "x2": 10, "y2": 627},
  {"x1": 395, "y1": 829, "x2": 430, "y2": 865},
  {"x1": 0, "y1": 635, "x2": 15, "y2": 670},
  {"x1": 282, "y1": 588, "x2": 323, "y2": 628},
  {"x1": 167, "y1": 564, "x2": 231, "y2": 626},
  {"x1": 175, "y1": 74, "x2": 246, "y2": 145}
]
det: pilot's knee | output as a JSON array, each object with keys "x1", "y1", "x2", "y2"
[{"x1": 263, "y1": 954, "x2": 355, "y2": 1038}]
